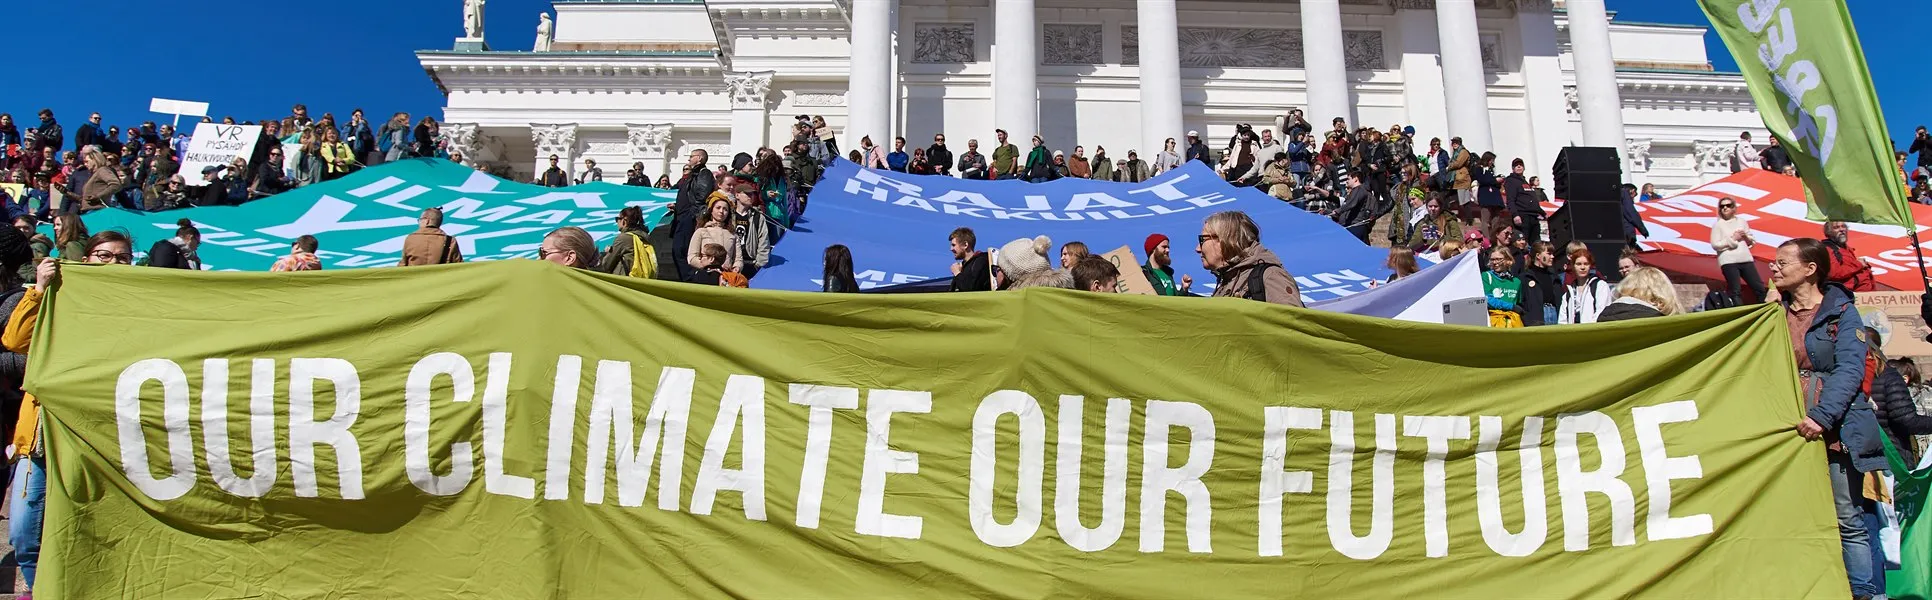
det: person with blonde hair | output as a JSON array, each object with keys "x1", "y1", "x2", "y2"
[
  {"x1": 539, "y1": 226, "x2": 598, "y2": 270},
  {"x1": 1197, "y1": 210, "x2": 1302, "y2": 306},
  {"x1": 1385, "y1": 247, "x2": 1419, "y2": 282},
  {"x1": 1598, "y1": 267, "x2": 1681, "y2": 321},
  {"x1": 1437, "y1": 239, "x2": 1464, "y2": 261}
]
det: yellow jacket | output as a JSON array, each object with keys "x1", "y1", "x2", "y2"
[
  {"x1": 7, "y1": 287, "x2": 41, "y2": 455},
  {"x1": 320, "y1": 142, "x2": 357, "y2": 174}
]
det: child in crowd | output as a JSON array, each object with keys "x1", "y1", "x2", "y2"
[{"x1": 685, "y1": 243, "x2": 748, "y2": 288}]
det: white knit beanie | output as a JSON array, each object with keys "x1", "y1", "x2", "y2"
[{"x1": 998, "y1": 235, "x2": 1053, "y2": 282}]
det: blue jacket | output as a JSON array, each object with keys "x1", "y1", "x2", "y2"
[
  {"x1": 887, "y1": 150, "x2": 909, "y2": 172},
  {"x1": 1473, "y1": 167, "x2": 1504, "y2": 207},
  {"x1": 1286, "y1": 141, "x2": 1313, "y2": 175},
  {"x1": 1795, "y1": 283, "x2": 1888, "y2": 473}
]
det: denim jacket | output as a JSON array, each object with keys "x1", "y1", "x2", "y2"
[{"x1": 1794, "y1": 283, "x2": 1888, "y2": 473}]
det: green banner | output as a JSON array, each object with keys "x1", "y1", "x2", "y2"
[
  {"x1": 33, "y1": 262, "x2": 1846, "y2": 598},
  {"x1": 79, "y1": 158, "x2": 673, "y2": 270},
  {"x1": 1698, "y1": 0, "x2": 1911, "y2": 227}
]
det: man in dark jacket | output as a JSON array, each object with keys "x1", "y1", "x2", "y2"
[
  {"x1": 957, "y1": 139, "x2": 989, "y2": 180},
  {"x1": 1620, "y1": 184, "x2": 1649, "y2": 249},
  {"x1": 1503, "y1": 158, "x2": 1543, "y2": 243},
  {"x1": 671, "y1": 149, "x2": 716, "y2": 280},
  {"x1": 1185, "y1": 131, "x2": 1212, "y2": 167},
  {"x1": 1758, "y1": 136, "x2": 1793, "y2": 174},
  {"x1": 74, "y1": 113, "x2": 105, "y2": 151},
  {"x1": 31, "y1": 110, "x2": 62, "y2": 155},
  {"x1": 539, "y1": 155, "x2": 570, "y2": 187},
  {"x1": 949, "y1": 227, "x2": 991, "y2": 292},
  {"x1": 1333, "y1": 171, "x2": 1374, "y2": 242},
  {"x1": 1910, "y1": 126, "x2": 1932, "y2": 175}
]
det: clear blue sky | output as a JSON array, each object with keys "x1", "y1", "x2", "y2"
[{"x1": 3, "y1": 0, "x2": 1924, "y2": 147}]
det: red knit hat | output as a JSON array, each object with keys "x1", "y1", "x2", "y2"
[{"x1": 1144, "y1": 233, "x2": 1169, "y2": 256}]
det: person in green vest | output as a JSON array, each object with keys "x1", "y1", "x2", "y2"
[
  {"x1": 1482, "y1": 245, "x2": 1524, "y2": 328},
  {"x1": 991, "y1": 129, "x2": 1020, "y2": 180},
  {"x1": 1141, "y1": 233, "x2": 1193, "y2": 296}
]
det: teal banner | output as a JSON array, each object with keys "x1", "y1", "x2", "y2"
[{"x1": 82, "y1": 159, "x2": 673, "y2": 270}]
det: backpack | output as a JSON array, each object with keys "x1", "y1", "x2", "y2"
[
  {"x1": 626, "y1": 232, "x2": 658, "y2": 279},
  {"x1": 1702, "y1": 291, "x2": 1740, "y2": 311},
  {"x1": 1243, "y1": 262, "x2": 1281, "y2": 302}
]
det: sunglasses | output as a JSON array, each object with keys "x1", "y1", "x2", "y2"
[
  {"x1": 1197, "y1": 234, "x2": 1218, "y2": 244},
  {"x1": 1719, "y1": 203, "x2": 1736, "y2": 209}
]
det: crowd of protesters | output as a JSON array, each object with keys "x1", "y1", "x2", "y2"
[{"x1": 4, "y1": 97, "x2": 1932, "y2": 600}]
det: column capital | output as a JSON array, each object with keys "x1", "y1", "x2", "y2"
[
  {"x1": 530, "y1": 123, "x2": 578, "y2": 158},
  {"x1": 443, "y1": 123, "x2": 485, "y2": 166},
  {"x1": 725, "y1": 71, "x2": 776, "y2": 110},
  {"x1": 626, "y1": 124, "x2": 674, "y2": 159},
  {"x1": 1509, "y1": 0, "x2": 1553, "y2": 14},
  {"x1": 1626, "y1": 138, "x2": 1652, "y2": 172},
  {"x1": 1391, "y1": 0, "x2": 1435, "y2": 10}
]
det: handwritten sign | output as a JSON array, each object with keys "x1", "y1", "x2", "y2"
[
  {"x1": 1856, "y1": 292, "x2": 1932, "y2": 358},
  {"x1": 1099, "y1": 246, "x2": 1158, "y2": 295},
  {"x1": 180, "y1": 124, "x2": 262, "y2": 178}
]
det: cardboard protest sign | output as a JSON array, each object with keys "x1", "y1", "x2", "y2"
[
  {"x1": 1099, "y1": 245, "x2": 1157, "y2": 295},
  {"x1": 1857, "y1": 292, "x2": 1932, "y2": 358},
  {"x1": 180, "y1": 123, "x2": 262, "y2": 178}
]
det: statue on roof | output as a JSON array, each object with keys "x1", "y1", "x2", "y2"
[
  {"x1": 535, "y1": 13, "x2": 554, "y2": 52},
  {"x1": 462, "y1": 0, "x2": 485, "y2": 39}
]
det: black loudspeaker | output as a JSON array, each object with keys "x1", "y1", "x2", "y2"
[
  {"x1": 1551, "y1": 146, "x2": 1622, "y2": 202},
  {"x1": 1549, "y1": 146, "x2": 1629, "y2": 280}
]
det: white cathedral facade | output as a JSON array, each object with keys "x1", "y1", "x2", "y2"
[{"x1": 417, "y1": 0, "x2": 1764, "y2": 190}]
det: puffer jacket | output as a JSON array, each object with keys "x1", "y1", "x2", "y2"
[
  {"x1": 1871, "y1": 365, "x2": 1932, "y2": 466},
  {"x1": 1793, "y1": 283, "x2": 1888, "y2": 473},
  {"x1": 1210, "y1": 246, "x2": 1304, "y2": 307}
]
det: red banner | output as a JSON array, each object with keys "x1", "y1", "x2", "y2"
[{"x1": 1545, "y1": 171, "x2": 1930, "y2": 291}]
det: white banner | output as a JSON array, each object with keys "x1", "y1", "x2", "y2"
[{"x1": 180, "y1": 123, "x2": 262, "y2": 179}]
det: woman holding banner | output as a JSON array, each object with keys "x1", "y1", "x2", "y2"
[
  {"x1": 6, "y1": 230, "x2": 136, "y2": 595},
  {"x1": 1775, "y1": 237, "x2": 1887, "y2": 600}
]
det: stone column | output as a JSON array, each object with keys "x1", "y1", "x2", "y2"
[
  {"x1": 726, "y1": 71, "x2": 775, "y2": 155},
  {"x1": 1299, "y1": 0, "x2": 1350, "y2": 126},
  {"x1": 627, "y1": 123, "x2": 674, "y2": 182},
  {"x1": 530, "y1": 123, "x2": 577, "y2": 183},
  {"x1": 1565, "y1": 0, "x2": 1626, "y2": 150},
  {"x1": 847, "y1": 0, "x2": 895, "y2": 151},
  {"x1": 993, "y1": 0, "x2": 1038, "y2": 142},
  {"x1": 1435, "y1": 0, "x2": 1493, "y2": 152},
  {"x1": 1514, "y1": 0, "x2": 1566, "y2": 175},
  {"x1": 1137, "y1": 0, "x2": 1183, "y2": 155},
  {"x1": 1395, "y1": 2, "x2": 1447, "y2": 143}
]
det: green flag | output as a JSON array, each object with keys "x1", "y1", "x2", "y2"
[
  {"x1": 1884, "y1": 433, "x2": 1931, "y2": 600},
  {"x1": 1698, "y1": 0, "x2": 1911, "y2": 227},
  {"x1": 32, "y1": 262, "x2": 1849, "y2": 598}
]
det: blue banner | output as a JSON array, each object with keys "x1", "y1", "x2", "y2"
[{"x1": 761, "y1": 160, "x2": 1392, "y2": 300}]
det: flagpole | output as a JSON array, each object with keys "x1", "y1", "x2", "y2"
[{"x1": 1913, "y1": 228, "x2": 1931, "y2": 291}]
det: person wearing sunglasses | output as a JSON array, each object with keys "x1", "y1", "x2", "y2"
[
  {"x1": 1197, "y1": 210, "x2": 1302, "y2": 306},
  {"x1": 1709, "y1": 196, "x2": 1766, "y2": 303},
  {"x1": 4, "y1": 229, "x2": 133, "y2": 594},
  {"x1": 249, "y1": 147, "x2": 293, "y2": 199}
]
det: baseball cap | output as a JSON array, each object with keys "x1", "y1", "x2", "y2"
[{"x1": 1187, "y1": 130, "x2": 1199, "y2": 137}]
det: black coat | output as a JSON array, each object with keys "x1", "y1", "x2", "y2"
[
  {"x1": 146, "y1": 240, "x2": 193, "y2": 269},
  {"x1": 671, "y1": 166, "x2": 716, "y2": 256},
  {"x1": 1504, "y1": 173, "x2": 1542, "y2": 217},
  {"x1": 1872, "y1": 366, "x2": 1932, "y2": 466},
  {"x1": 1758, "y1": 144, "x2": 1793, "y2": 173},
  {"x1": 952, "y1": 251, "x2": 992, "y2": 292},
  {"x1": 1518, "y1": 265, "x2": 1561, "y2": 326},
  {"x1": 1596, "y1": 300, "x2": 1663, "y2": 322}
]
